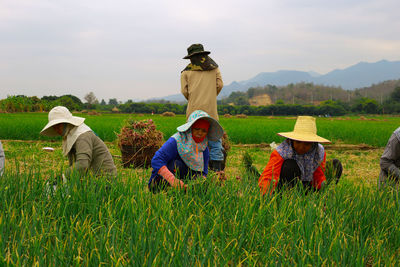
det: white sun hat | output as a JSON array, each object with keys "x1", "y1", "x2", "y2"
[
  {"x1": 177, "y1": 110, "x2": 223, "y2": 141},
  {"x1": 277, "y1": 116, "x2": 330, "y2": 143},
  {"x1": 40, "y1": 106, "x2": 85, "y2": 136}
]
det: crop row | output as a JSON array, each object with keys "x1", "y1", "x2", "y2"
[{"x1": 0, "y1": 168, "x2": 399, "y2": 265}]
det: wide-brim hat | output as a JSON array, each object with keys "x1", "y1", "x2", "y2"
[
  {"x1": 177, "y1": 110, "x2": 223, "y2": 141},
  {"x1": 277, "y1": 116, "x2": 330, "y2": 143},
  {"x1": 40, "y1": 106, "x2": 85, "y2": 136},
  {"x1": 183, "y1": 43, "x2": 210, "y2": 59}
]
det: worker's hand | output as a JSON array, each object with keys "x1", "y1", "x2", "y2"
[
  {"x1": 172, "y1": 178, "x2": 187, "y2": 191},
  {"x1": 216, "y1": 171, "x2": 226, "y2": 181}
]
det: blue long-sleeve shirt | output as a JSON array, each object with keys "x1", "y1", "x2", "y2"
[{"x1": 149, "y1": 137, "x2": 209, "y2": 184}]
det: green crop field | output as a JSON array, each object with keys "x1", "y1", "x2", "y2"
[
  {"x1": 1, "y1": 113, "x2": 400, "y2": 146},
  {"x1": 0, "y1": 113, "x2": 400, "y2": 265}
]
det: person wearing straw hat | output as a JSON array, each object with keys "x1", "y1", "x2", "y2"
[
  {"x1": 258, "y1": 116, "x2": 342, "y2": 194},
  {"x1": 40, "y1": 106, "x2": 117, "y2": 179},
  {"x1": 181, "y1": 44, "x2": 226, "y2": 177},
  {"x1": 379, "y1": 126, "x2": 400, "y2": 188},
  {"x1": 148, "y1": 110, "x2": 223, "y2": 193},
  {"x1": 0, "y1": 141, "x2": 5, "y2": 176}
]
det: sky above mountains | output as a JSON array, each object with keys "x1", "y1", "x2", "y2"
[{"x1": 1, "y1": 0, "x2": 399, "y2": 102}]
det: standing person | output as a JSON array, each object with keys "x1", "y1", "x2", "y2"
[
  {"x1": 181, "y1": 43, "x2": 225, "y2": 176},
  {"x1": 40, "y1": 106, "x2": 117, "y2": 179},
  {"x1": 258, "y1": 116, "x2": 342, "y2": 194},
  {"x1": 379, "y1": 126, "x2": 400, "y2": 188},
  {"x1": 0, "y1": 141, "x2": 5, "y2": 176},
  {"x1": 148, "y1": 110, "x2": 223, "y2": 193}
]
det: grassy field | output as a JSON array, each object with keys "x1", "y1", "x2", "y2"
[
  {"x1": 0, "y1": 137, "x2": 397, "y2": 265},
  {"x1": 0, "y1": 113, "x2": 399, "y2": 265},
  {"x1": 1, "y1": 113, "x2": 400, "y2": 146}
]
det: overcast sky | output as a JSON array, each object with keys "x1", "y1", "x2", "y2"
[{"x1": 1, "y1": 0, "x2": 399, "y2": 102}]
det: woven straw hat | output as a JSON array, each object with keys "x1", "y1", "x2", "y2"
[
  {"x1": 277, "y1": 116, "x2": 330, "y2": 143},
  {"x1": 40, "y1": 106, "x2": 85, "y2": 136},
  {"x1": 177, "y1": 110, "x2": 223, "y2": 141}
]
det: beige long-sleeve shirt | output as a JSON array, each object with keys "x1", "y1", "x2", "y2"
[{"x1": 181, "y1": 68, "x2": 223, "y2": 120}]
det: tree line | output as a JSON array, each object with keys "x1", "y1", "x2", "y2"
[{"x1": 2, "y1": 83, "x2": 400, "y2": 116}]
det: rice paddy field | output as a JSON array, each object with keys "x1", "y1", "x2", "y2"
[{"x1": 1, "y1": 113, "x2": 400, "y2": 265}]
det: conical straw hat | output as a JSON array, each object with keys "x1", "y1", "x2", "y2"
[{"x1": 277, "y1": 116, "x2": 330, "y2": 143}]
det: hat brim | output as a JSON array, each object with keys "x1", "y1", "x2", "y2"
[
  {"x1": 177, "y1": 116, "x2": 223, "y2": 141},
  {"x1": 183, "y1": 51, "x2": 210, "y2": 59},
  {"x1": 40, "y1": 116, "x2": 85, "y2": 136},
  {"x1": 277, "y1": 132, "x2": 331, "y2": 143}
]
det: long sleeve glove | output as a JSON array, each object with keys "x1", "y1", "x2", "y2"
[{"x1": 158, "y1": 166, "x2": 186, "y2": 189}]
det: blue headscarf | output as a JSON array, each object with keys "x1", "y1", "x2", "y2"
[{"x1": 172, "y1": 131, "x2": 208, "y2": 171}]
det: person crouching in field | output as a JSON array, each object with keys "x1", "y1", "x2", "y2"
[
  {"x1": 258, "y1": 116, "x2": 343, "y2": 194},
  {"x1": 0, "y1": 141, "x2": 5, "y2": 176},
  {"x1": 148, "y1": 110, "x2": 223, "y2": 193},
  {"x1": 40, "y1": 106, "x2": 117, "y2": 179},
  {"x1": 379, "y1": 126, "x2": 400, "y2": 188}
]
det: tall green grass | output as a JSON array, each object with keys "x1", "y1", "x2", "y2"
[
  {"x1": 0, "y1": 167, "x2": 399, "y2": 265},
  {"x1": 1, "y1": 113, "x2": 400, "y2": 146}
]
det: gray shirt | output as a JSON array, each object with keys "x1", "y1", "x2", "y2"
[
  {"x1": 379, "y1": 127, "x2": 400, "y2": 186},
  {"x1": 66, "y1": 131, "x2": 117, "y2": 178},
  {"x1": 0, "y1": 141, "x2": 4, "y2": 176}
]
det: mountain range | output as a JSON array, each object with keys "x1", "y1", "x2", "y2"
[{"x1": 156, "y1": 59, "x2": 400, "y2": 103}]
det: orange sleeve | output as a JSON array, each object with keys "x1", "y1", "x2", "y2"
[
  {"x1": 258, "y1": 150, "x2": 284, "y2": 194},
  {"x1": 312, "y1": 152, "x2": 327, "y2": 189}
]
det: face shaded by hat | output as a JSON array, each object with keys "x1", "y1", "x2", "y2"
[
  {"x1": 177, "y1": 110, "x2": 223, "y2": 141},
  {"x1": 191, "y1": 119, "x2": 210, "y2": 143},
  {"x1": 277, "y1": 116, "x2": 330, "y2": 144},
  {"x1": 40, "y1": 106, "x2": 85, "y2": 136},
  {"x1": 183, "y1": 44, "x2": 210, "y2": 59}
]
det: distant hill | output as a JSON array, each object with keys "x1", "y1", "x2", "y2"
[
  {"x1": 221, "y1": 59, "x2": 400, "y2": 97},
  {"x1": 154, "y1": 59, "x2": 400, "y2": 103},
  {"x1": 220, "y1": 79, "x2": 400, "y2": 106}
]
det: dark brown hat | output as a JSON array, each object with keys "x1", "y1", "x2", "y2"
[{"x1": 183, "y1": 44, "x2": 210, "y2": 59}]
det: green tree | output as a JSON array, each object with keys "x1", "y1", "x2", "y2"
[
  {"x1": 108, "y1": 98, "x2": 118, "y2": 106},
  {"x1": 390, "y1": 86, "x2": 400, "y2": 102},
  {"x1": 59, "y1": 96, "x2": 80, "y2": 111},
  {"x1": 234, "y1": 96, "x2": 249, "y2": 106}
]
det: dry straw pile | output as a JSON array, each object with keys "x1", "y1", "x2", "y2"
[
  {"x1": 236, "y1": 114, "x2": 248, "y2": 118},
  {"x1": 117, "y1": 119, "x2": 163, "y2": 168},
  {"x1": 221, "y1": 131, "x2": 231, "y2": 170},
  {"x1": 161, "y1": 111, "x2": 175, "y2": 117}
]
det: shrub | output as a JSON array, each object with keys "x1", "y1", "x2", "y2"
[
  {"x1": 117, "y1": 119, "x2": 163, "y2": 168},
  {"x1": 88, "y1": 111, "x2": 100, "y2": 116}
]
